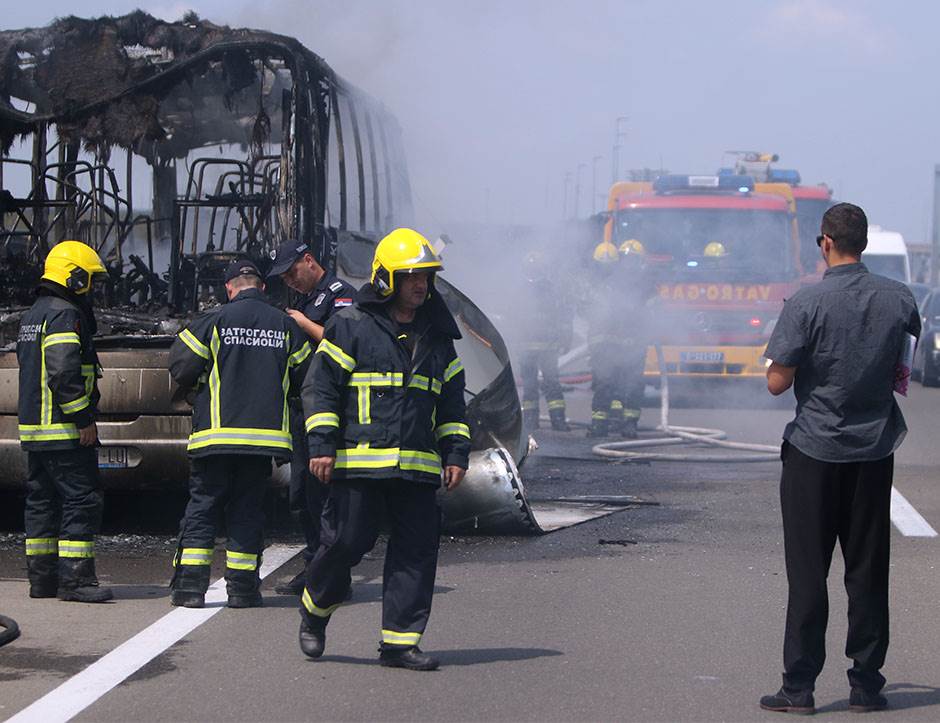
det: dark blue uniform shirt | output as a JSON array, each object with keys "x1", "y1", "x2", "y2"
[
  {"x1": 300, "y1": 274, "x2": 357, "y2": 326},
  {"x1": 765, "y1": 262, "x2": 920, "y2": 462}
]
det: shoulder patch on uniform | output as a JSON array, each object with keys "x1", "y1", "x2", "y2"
[
  {"x1": 333, "y1": 298, "x2": 353, "y2": 308},
  {"x1": 329, "y1": 281, "x2": 344, "y2": 292},
  {"x1": 314, "y1": 293, "x2": 326, "y2": 307}
]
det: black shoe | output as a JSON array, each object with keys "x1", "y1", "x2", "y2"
[
  {"x1": 171, "y1": 590, "x2": 205, "y2": 608},
  {"x1": 849, "y1": 688, "x2": 887, "y2": 712},
  {"x1": 29, "y1": 582, "x2": 58, "y2": 599},
  {"x1": 227, "y1": 592, "x2": 263, "y2": 608},
  {"x1": 299, "y1": 618, "x2": 326, "y2": 659},
  {"x1": 58, "y1": 584, "x2": 114, "y2": 604},
  {"x1": 586, "y1": 423, "x2": 608, "y2": 438},
  {"x1": 379, "y1": 646, "x2": 440, "y2": 671},
  {"x1": 275, "y1": 569, "x2": 306, "y2": 596},
  {"x1": 759, "y1": 688, "x2": 815, "y2": 715}
]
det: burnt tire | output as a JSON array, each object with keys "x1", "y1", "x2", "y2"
[{"x1": 0, "y1": 615, "x2": 20, "y2": 648}]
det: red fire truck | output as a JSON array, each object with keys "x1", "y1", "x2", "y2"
[{"x1": 609, "y1": 173, "x2": 803, "y2": 380}]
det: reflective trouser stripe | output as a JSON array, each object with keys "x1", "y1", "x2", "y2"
[
  {"x1": 381, "y1": 629, "x2": 422, "y2": 646},
  {"x1": 226, "y1": 550, "x2": 258, "y2": 571},
  {"x1": 59, "y1": 540, "x2": 94, "y2": 558},
  {"x1": 521, "y1": 400, "x2": 537, "y2": 410},
  {"x1": 610, "y1": 400, "x2": 624, "y2": 411},
  {"x1": 592, "y1": 411, "x2": 608, "y2": 420},
  {"x1": 26, "y1": 537, "x2": 58, "y2": 555},
  {"x1": 302, "y1": 587, "x2": 342, "y2": 618},
  {"x1": 547, "y1": 399, "x2": 566, "y2": 410},
  {"x1": 624, "y1": 409, "x2": 640, "y2": 419},
  {"x1": 178, "y1": 547, "x2": 214, "y2": 566}
]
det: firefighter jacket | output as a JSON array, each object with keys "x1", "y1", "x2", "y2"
[
  {"x1": 169, "y1": 287, "x2": 312, "y2": 460},
  {"x1": 17, "y1": 282, "x2": 101, "y2": 450},
  {"x1": 302, "y1": 282, "x2": 471, "y2": 485}
]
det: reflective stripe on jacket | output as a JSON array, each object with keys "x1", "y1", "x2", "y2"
[
  {"x1": 302, "y1": 283, "x2": 471, "y2": 485},
  {"x1": 17, "y1": 288, "x2": 100, "y2": 451},
  {"x1": 169, "y1": 288, "x2": 312, "y2": 459}
]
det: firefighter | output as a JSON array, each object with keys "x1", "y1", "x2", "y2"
[
  {"x1": 168, "y1": 259, "x2": 311, "y2": 609},
  {"x1": 17, "y1": 240, "x2": 112, "y2": 603},
  {"x1": 298, "y1": 228, "x2": 470, "y2": 671},
  {"x1": 613, "y1": 239, "x2": 653, "y2": 439},
  {"x1": 266, "y1": 239, "x2": 358, "y2": 597},
  {"x1": 518, "y1": 250, "x2": 571, "y2": 431},
  {"x1": 585, "y1": 240, "x2": 626, "y2": 438}
]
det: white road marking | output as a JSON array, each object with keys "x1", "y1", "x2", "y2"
[
  {"x1": 891, "y1": 487, "x2": 938, "y2": 538},
  {"x1": 6, "y1": 544, "x2": 302, "y2": 723}
]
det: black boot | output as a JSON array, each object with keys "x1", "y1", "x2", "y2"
[
  {"x1": 622, "y1": 417, "x2": 638, "y2": 439},
  {"x1": 522, "y1": 406, "x2": 540, "y2": 430},
  {"x1": 548, "y1": 405, "x2": 570, "y2": 432},
  {"x1": 299, "y1": 612, "x2": 326, "y2": 659},
  {"x1": 608, "y1": 404, "x2": 624, "y2": 435},
  {"x1": 170, "y1": 561, "x2": 211, "y2": 608},
  {"x1": 27, "y1": 554, "x2": 58, "y2": 599},
  {"x1": 275, "y1": 569, "x2": 306, "y2": 596},
  {"x1": 586, "y1": 417, "x2": 609, "y2": 438},
  {"x1": 379, "y1": 646, "x2": 440, "y2": 671},
  {"x1": 58, "y1": 557, "x2": 113, "y2": 603},
  {"x1": 226, "y1": 565, "x2": 262, "y2": 609}
]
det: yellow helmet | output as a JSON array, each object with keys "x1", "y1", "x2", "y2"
[
  {"x1": 703, "y1": 241, "x2": 727, "y2": 258},
  {"x1": 42, "y1": 240, "x2": 106, "y2": 294},
  {"x1": 619, "y1": 238, "x2": 646, "y2": 257},
  {"x1": 371, "y1": 228, "x2": 443, "y2": 297},
  {"x1": 592, "y1": 241, "x2": 619, "y2": 264}
]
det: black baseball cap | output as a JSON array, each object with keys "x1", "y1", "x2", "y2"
[
  {"x1": 224, "y1": 258, "x2": 262, "y2": 283},
  {"x1": 267, "y1": 239, "x2": 311, "y2": 277}
]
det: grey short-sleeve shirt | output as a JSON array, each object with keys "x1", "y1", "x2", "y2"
[{"x1": 765, "y1": 262, "x2": 920, "y2": 462}]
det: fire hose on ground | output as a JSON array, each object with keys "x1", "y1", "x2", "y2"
[
  {"x1": 553, "y1": 343, "x2": 781, "y2": 463},
  {"x1": 0, "y1": 614, "x2": 20, "y2": 648}
]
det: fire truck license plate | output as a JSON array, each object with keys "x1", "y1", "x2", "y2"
[
  {"x1": 97, "y1": 446, "x2": 129, "y2": 469},
  {"x1": 680, "y1": 351, "x2": 725, "y2": 363}
]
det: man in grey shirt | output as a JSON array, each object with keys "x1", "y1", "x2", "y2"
[{"x1": 759, "y1": 203, "x2": 920, "y2": 715}]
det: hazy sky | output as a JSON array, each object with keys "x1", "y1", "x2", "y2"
[{"x1": 6, "y1": 1, "x2": 940, "y2": 243}]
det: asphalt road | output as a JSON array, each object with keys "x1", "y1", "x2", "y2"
[{"x1": 1, "y1": 385, "x2": 939, "y2": 722}]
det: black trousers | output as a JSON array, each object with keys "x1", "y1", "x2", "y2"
[
  {"x1": 520, "y1": 348, "x2": 564, "y2": 408},
  {"x1": 175, "y1": 454, "x2": 271, "y2": 594},
  {"x1": 25, "y1": 447, "x2": 102, "y2": 544},
  {"x1": 779, "y1": 441, "x2": 893, "y2": 693},
  {"x1": 302, "y1": 478, "x2": 441, "y2": 649},
  {"x1": 289, "y1": 408, "x2": 327, "y2": 562}
]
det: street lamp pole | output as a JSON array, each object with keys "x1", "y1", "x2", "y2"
[
  {"x1": 574, "y1": 163, "x2": 585, "y2": 219},
  {"x1": 612, "y1": 116, "x2": 629, "y2": 184},
  {"x1": 592, "y1": 155, "x2": 603, "y2": 215}
]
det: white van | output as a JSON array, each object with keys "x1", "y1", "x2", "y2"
[{"x1": 862, "y1": 225, "x2": 911, "y2": 283}]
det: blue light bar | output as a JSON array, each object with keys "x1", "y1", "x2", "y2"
[
  {"x1": 653, "y1": 174, "x2": 754, "y2": 194},
  {"x1": 768, "y1": 168, "x2": 802, "y2": 185}
]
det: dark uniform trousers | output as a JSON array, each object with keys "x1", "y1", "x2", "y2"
[
  {"x1": 289, "y1": 406, "x2": 327, "y2": 562},
  {"x1": 780, "y1": 441, "x2": 892, "y2": 694},
  {"x1": 520, "y1": 348, "x2": 564, "y2": 412},
  {"x1": 25, "y1": 448, "x2": 102, "y2": 541},
  {"x1": 174, "y1": 454, "x2": 271, "y2": 596},
  {"x1": 25, "y1": 447, "x2": 103, "y2": 585},
  {"x1": 303, "y1": 478, "x2": 440, "y2": 649}
]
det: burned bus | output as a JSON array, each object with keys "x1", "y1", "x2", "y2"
[{"x1": 0, "y1": 13, "x2": 524, "y2": 521}]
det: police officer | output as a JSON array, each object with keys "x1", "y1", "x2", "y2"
[
  {"x1": 266, "y1": 240, "x2": 358, "y2": 596},
  {"x1": 17, "y1": 240, "x2": 112, "y2": 603},
  {"x1": 168, "y1": 259, "x2": 311, "y2": 609},
  {"x1": 298, "y1": 228, "x2": 470, "y2": 671},
  {"x1": 518, "y1": 250, "x2": 572, "y2": 432}
]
